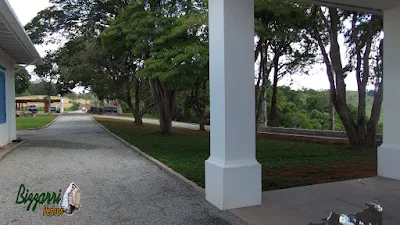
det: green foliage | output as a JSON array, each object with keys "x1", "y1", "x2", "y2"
[
  {"x1": 267, "y1": 86, "x2": 382, "y2": 132},
  {"x1": 24, "y1": 0, "x2": 130, "y2": 44},
  {"x1": 34, "y1": 53, "x2": 59, "y2": 97},
  {"x1": 107, "y1": 0, "x2": 208, "y2": 86},
  {"x1": 69, "y1": 102, "x2": 81, "y2": 111},
  {"x1": 15, "y1": 66, "x2": 31, "y2": 95},
  {"x1": 25, "y1": 81, "x2": 58, "y2": 96}
]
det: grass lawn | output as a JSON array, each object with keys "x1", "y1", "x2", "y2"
[
  {"x1": 122, "y1": 113, "x2": 159, "y2": 119},
  {"x1": 95, "y1": 117, "x2": 377, "y2": 191},
  {"x1": 16, "y1": 115, "x2": 58, "y2": 131}
]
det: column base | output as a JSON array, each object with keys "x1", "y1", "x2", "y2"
[
  {"x1": 205, "y1": 157, "x2": 261, "y2": 210},
  {"x1": 378, "y1": 144, "x2": 400, "y2": 180}
]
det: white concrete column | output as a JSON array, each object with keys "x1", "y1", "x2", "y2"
[
  {"x1": 6, "y1": 67, "x2": 16, "y2": 142},
  {"x1": 206, "y1": 0, "x2": 261, "y2": 210},
  {"x1": 60, "y1": 97, "x2": 64, "y2": 113},
  {"x1": 378, "y1": 7, "x2": 400, "y2": 180}
]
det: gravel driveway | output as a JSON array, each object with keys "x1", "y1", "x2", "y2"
[{"x1": 0, "y1": 114, "x2": 246, "y2": 225}]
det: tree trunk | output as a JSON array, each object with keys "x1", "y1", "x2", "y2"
[
  {"x1": 134, "y1": 80, "x2": 143, "y2": 125},
  {"x1": 269, "y1": 56, "x2": 279, "y2": 127},
  {"x1": 328, "y1": 8, "x2": 360, "y2": 146},
  {"x1": 311, "y1": 7, "x2": 360, "y2": 146},
  {"x1": 198, "y1": 115, "x2": 206, "y2": 131},
  {"x1": 257, "y1": 81, "x2": 267, "y2": 128},
  {"x1": 262, "y1": 88, "x2": 268, "y2": 127},
  {"x1": 255, "y1": 50, "x2": 264, "y2": 126},
  {"x1": 366, "y1": 81, "x2": 383, "y2": 147},
  {"x1": 159, "y1": 98, "x2": 173, "y2": 134},
  {"x1": 184, "y1": 103, "x2": 190, "y2": 122},
  {"x1": 336, "y1": 101, "x2": 360, "y2": 146},
  {"x1": 124, "y1": 83, "x2": 143, "y2": 125},
  {"x1": 329, "y1": 101, "x2": 335, "y2": 131},
  {"x1": 134, "y1": 113, "x2": 143, "y2": 125},
  {"x1": 366, "y1": 40, "x2": 384, "y2": 147},
  {"x1": 356, "y1": 54, "x2": 367, "y2": 146},
  {"x1": 126, "y1": 101, "x2": 142, "y2": 125},
  {"x1": 149, "y1": 78, "x2": 174, "y2": 134},
  {"x1": 256, "y1": 41, "x2": 270, "y2": 129}
]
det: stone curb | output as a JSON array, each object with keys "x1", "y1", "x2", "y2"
[
  {"x1": 0, "y1": 139, "x2": 27, "y2": 161},
  {"x1": 91, "y1": 117, "x2": 205, "y2": 194},
  {"x1": 26, "y1": 115, "x2": 60, "y2": 131}
]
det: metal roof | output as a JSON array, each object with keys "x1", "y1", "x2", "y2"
[{"x1": 0, "y1": 0, "x2": 42, "y2": 65}]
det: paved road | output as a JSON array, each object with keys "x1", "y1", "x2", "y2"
[
  {"x1": 94, "y1": 114, "x2": 210, "y2": 131},
  {"x1": 0, "y1": 115, "x2": 245, "y2": 225}
]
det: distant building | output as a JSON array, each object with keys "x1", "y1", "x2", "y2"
[{"x1": 0, "y1": 0, "x2": 41, "y2": 146}]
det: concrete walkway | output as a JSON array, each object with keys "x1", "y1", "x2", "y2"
[
  {"x1": 94, "y1": 114, "x2": 210, "y2": 131},
  {"x1": 232, "y1": 177, "x2": 400, "y2": 225},
  {"x1": 0, "y1": 114, "x2": 245, "y2": 225}
]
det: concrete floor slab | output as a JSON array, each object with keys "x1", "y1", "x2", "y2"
[{"x1": 232, "y1": 177, "x2": 400, "y2": 225}]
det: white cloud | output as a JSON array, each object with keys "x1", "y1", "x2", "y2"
[{"x1": 7, "y1": 0, "x2": 51, "y2": 26}]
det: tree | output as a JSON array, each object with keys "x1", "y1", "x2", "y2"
[
  {"x1": 24, "y1": 0, "x2": 130, "y2": 44},
  {"x1": 309, "y1": 6, "x2": 383, "y2": 147},
  {"x1": 56, "y1": 36, "x2": 153, "y2": 125},
  {"x1": 26, "y1": 0, "x2": 158, "y2": 125},
  {"x1": 101, "y1": 19, "x2": 155, "y2": 125},
  {"x1": 254, "y1": 0, "x2": 316, "y2": 127},
  {"x1": 26, "y1": 81, "x2": 58, "y2": 96},
  {"x1": 34, "y1": 53, "x2": 59, "y2": 96},
  {"x1": 14, "y1": 66, "x2": 31, "y2": 95},
  {"x1": 110, "y1": 0, "x2": 207, "y2": 133},
  {"x1": 140, "y1": 7, "x2": 209, "y2": 131},
  {"x1": 34, "y1": 52, "x2": 60, "y2": 113}
]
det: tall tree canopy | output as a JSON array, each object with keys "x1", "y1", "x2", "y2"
[
  {"x1": 25, "y1": 0, "x2": 130, "y2": 44},
  {"x1": 14, "y1": 66, "x2": 31, "y2": 95}
]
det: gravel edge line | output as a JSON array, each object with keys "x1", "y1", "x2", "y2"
[
  {"x1": 91, "y1": 116, "x2": 206, "y2": 195},
  {"x1": 0, "y1": 140, "x2": 27, "y2": 161}
]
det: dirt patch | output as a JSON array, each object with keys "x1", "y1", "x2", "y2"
[{"x1": 263, "y1": 161, "x2": 377, "y2": 191}]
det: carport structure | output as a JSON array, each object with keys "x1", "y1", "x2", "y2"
[{"x1": 206, "y1": 0, "x2": 400, "y2": 210}]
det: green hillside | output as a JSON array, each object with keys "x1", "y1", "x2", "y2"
[{"x1": 346, "y1": 91, "x2": 383, "y2": 122}]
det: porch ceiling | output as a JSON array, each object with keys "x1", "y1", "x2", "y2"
[
  {"x1": 0, "y1": 0, "x2": 41, "y2": 65},
  {"x1": 299, "y1": 0, "x2": 400, "y2": 14}
]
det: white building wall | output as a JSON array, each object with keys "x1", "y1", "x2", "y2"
[{"x1": 0, "y1": 48, "x2": 16, "y2": 147}]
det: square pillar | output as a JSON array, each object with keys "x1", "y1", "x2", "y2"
[
  {"x1": 60, "y1": 97, "x2": 64, "y2": 113},
  {"x1": 6, "y1": 67, "x2": 16, "y2": 142},
  {"x1": 206, "y1": 0, "x2": 261, "y2": 210},
  {"x1": 378, "y1": 7, "x2": 400, "y2": 180}
]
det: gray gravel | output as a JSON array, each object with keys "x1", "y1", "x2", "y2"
[{"x1": 0, "y1": 114, "x2": 246, "y2": 225}]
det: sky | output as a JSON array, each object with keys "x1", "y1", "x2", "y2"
[{"x1": 7, "y1": 0, "x2": 361, "y2": 91}]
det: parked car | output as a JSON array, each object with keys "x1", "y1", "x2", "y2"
[
  {"x1": 28, "y1": 105, "x2": 38, "y2": 113},
  {"x1": 103, "y1": 106, "x2": 118, "y2": 113},
  {"x1": 50, "y1": 106, "x2": 57, "y2": 112}
]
